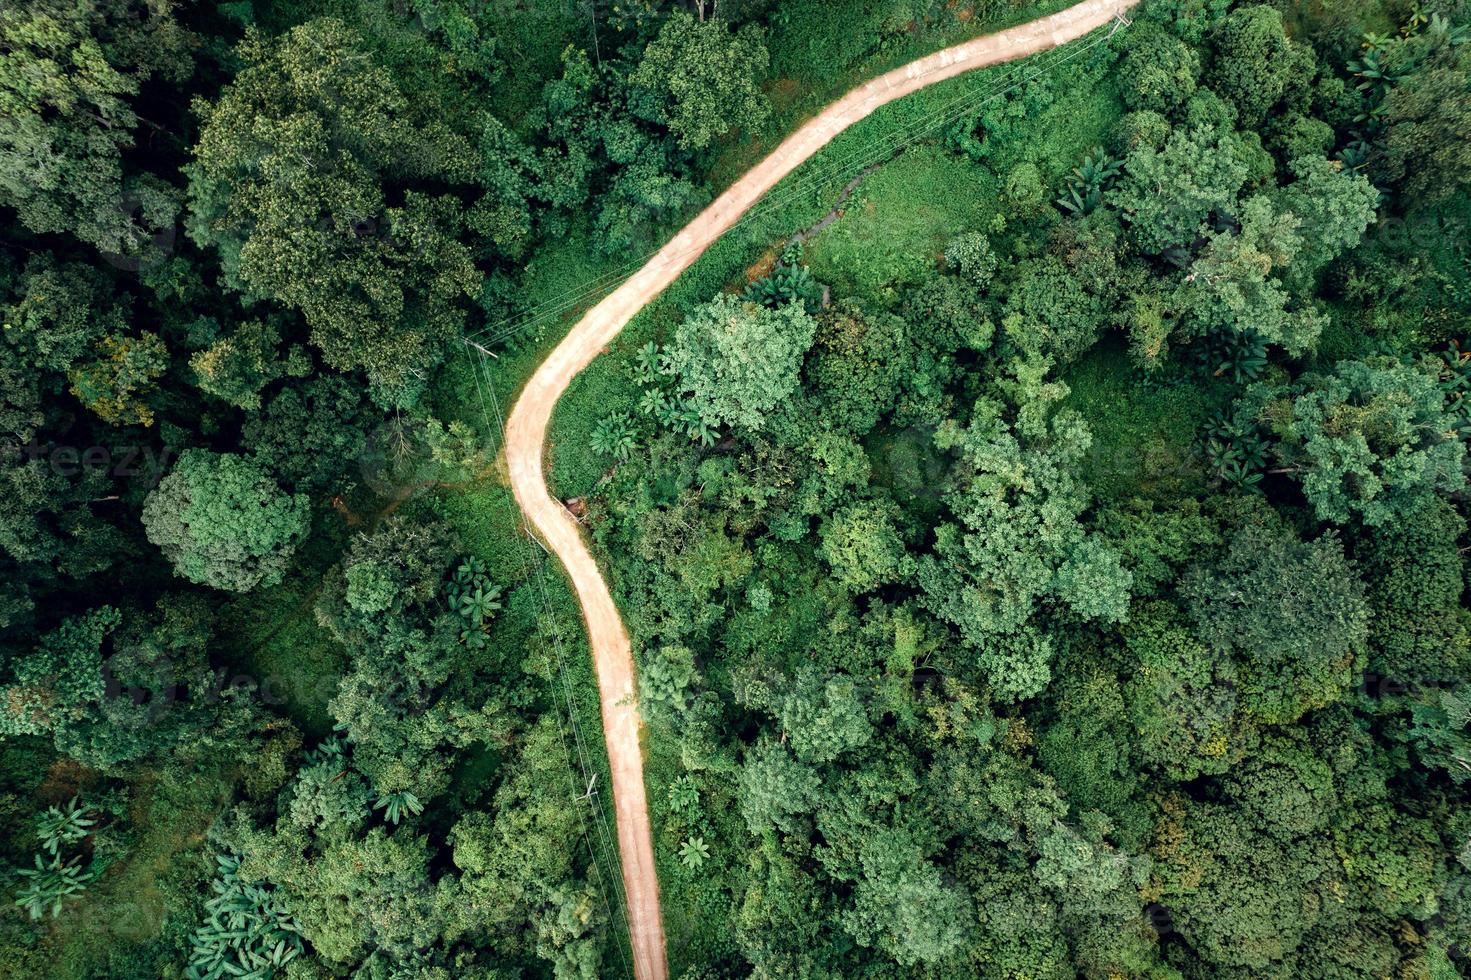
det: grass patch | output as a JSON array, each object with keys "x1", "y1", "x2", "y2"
[
  {"x1": 806, "y1": 144, "x2": 994, "y2": 302},
  {"x1": 549, "y1": 340, "x2": 645, "y2": 500},
  {"x1": 218, "y1": 567, "x2": 346, "y2": 741},
  {"x1": 1062, "y1": 337, "x2": 1221, "y2": 505}
]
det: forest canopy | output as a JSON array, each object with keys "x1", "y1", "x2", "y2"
[{"x1": 2, "y1": 0, "x2": 1471, "y2": 977}]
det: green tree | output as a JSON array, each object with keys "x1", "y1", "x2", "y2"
[
  {"x1": 1175, "y1": 194, "x2": 1328, "y2": 355},
  {"x1": 1153, "y1": 796, "x2": 1334, "y2": 968},
  {"x1": 0, "y1": 597, "x2": 229, "y2": 769},
  {"x1": 142, "y1": 449, "x2": 310, "y2": 592},
  {"x1": 1052, "y1": 537, "x2": 1133, "y2": 624},
  {"x1": 189, "y1": 319, "x2": 305, "y2": 411},
  {"x1": 1377, "y1": 22, "x2": 1471, "y2": 203},
  {"x1": 916, "y1": 363, "x2": 1130, "y2": 700},
  {"x1": 638, "y1": 644, "x2": 701, "y2": 723},
  {"x1": 1354, "y1": 495, "x2": 1470, "y2": 681},
  {"x1": 1123, "y1": 602, "x2": 1250, "y2": 780},
  {"x1": 804, "y1": 303, "x2": 912, "y2": 435},
  {"x1": 817, "y1": 499, "x2": 909, "y2": 594},
  {"x1": 0, "y1": 606, "x2": 116, "y2": 744},
  {"x1": 629, "y1": 11, "x2": 770, "y2": 152},
  {"x1": 1272, "y1": 155, "x2": 1379, "y2": 283},
  {"x1": 1000, "y1": 255, "x2": 1107, "y2": 365},
  {"x1": 241, "y1": 375, "x2": 371, "y2": 493},
  {"x1": 1207, "y1": 4, "x2": 1317, "y2": 128},
  {"x1": 776, "y1": 669, "x2": 874, "y2": 765},
  {"x1": 1184, "y1": 519, "x2": 1369, "y2": 724},
  {"x1": 1036, "y1": 669, "x2": 1146, "y2": 842},
  {"x1": 449, "y1": 717, "x2": 610, "y2": 973},
  {"x1": 842, "y1": 827, "x2": 972, "y2": 966},
  {"x1": 0, "y1": 0, "x2": 191, "y2": 256},
  {"x1": 67, "y1": 330, "x2": 168, "y2": 427},
  {"x1": 292, "y1": 828, "x2": 444, "y2": 966},
  {"x1": 1111, "y1": 124, "x2": 1263, "y2": 254},
  {"x1": 1246, "y1": 356, "x2": 1467, "y2": 526},
  {"x1": 668, "y1": 294, "x2": 816, "y2": 433},
  {"x1": 186, "y1": 19, "x2": 479, "y2": 406},
  {"x1": 1118, "y1": 22, "x2": 1200, "y2": 114},
  {"x1": 739, "y1": 738, "x2": 821, "y2": 835}
]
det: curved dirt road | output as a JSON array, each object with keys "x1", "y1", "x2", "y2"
[{"x1": 502, "y1": 2, "x2": 1137, "y2": 976}]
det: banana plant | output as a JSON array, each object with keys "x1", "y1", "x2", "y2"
[
  {"x1": 186, "y1": 853, "x2": 303, "y2": 980},
  {"x1": 445, "y1": 557, "x2": 502, "y2": 648},
  {"x1": 591, "y1": 412, "x2": 639, "y2": 461},
  {"x1": 373, "y1": 791, "x2": 423, "y2": 825},
  {"x1": 35, "y1": 798, "x2": 95, "y2": 857},
  {"x1": 14, "y1": 853, "x2": 96, "y2": 920},
  {"x1": 1056, "y1": 148, "x2": 1122, "y2": 216}
]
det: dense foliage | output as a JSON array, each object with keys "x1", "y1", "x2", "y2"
[
  {"x1": 574, "y1": 0, "x2": 1471, "y2": 975},
  {"x1": 2, "y1": 0, "x2": 1469, "y2": 977}
]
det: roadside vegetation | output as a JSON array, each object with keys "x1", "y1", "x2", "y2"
[
  {"x1": 558, "y1": 0, "x2": 1471, "y2": 975},
  {"x1": 1, "y1": 0, "x2": 1469, "y2": 976}
]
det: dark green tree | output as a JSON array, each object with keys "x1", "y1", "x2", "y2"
[
  {"x1": 142, "y1": 450, "x2": 310, "y2": 592},
  {"x1": 1184, "y1": 519, "x2": 1369, "y2": 724},
  {"x1": 629, "y1": 11, "x2": 770, "y2": 152},
  {"x1": 0, "y1": 0, "x2": 191, "y2": 256},
  {"x1": 1207, "y1": 5, "x2": 1317, "y2": 128},
  {"x1": 186, "y1": 19, "x2": 479, "y2": 406}
]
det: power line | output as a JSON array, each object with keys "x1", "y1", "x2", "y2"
[{"x1": 463, "y1": 345, "x2": 635, "y2": 977}]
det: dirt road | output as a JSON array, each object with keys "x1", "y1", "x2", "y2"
[{"x1": 502, "y1": 2, "x2": 1137, "y2": 976}]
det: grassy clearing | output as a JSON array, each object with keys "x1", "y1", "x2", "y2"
[
  {"x1": 806, "y1": 144, "x2": 994, "y2": 301},
  {"x1": 218, "y1": 564, "x2": 346, "y2": 741},
  {"x1": 1061, "y1": 338, "x2": 1221, "y2": 505}
]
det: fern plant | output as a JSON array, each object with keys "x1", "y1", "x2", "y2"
[
  {"x1": 743, "y1": 263, "x2": 821, "y2": 312},
  {"x1": 673, "y1": 404, "x2": 717, "y2": 447},
  {"x1": 1198, "y1": 409, "x2": 1269, "y2": 492},
  {"x1": 667, "y1": 777, "x2": 701, "y2": 816},
  {"x1": 1436, "y1": 340, "x2": 1471, "y2": 439},
  {"x1": 35, "y1": 798, "x2": 95, "y2": 857},
  {"x1": 12, "y1": 796, "x2": 103, "y2": 920},
  {"x1": 630, "y1": 341, "x2": 674, "y2": 386},
  {"x1": 743, "y1": 240, "x2": 824, "y2": 313}
]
